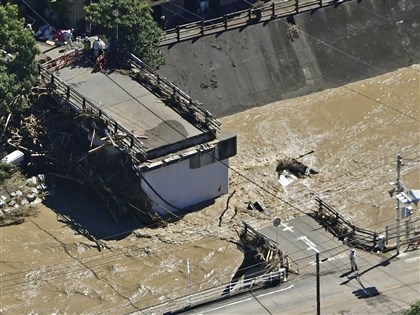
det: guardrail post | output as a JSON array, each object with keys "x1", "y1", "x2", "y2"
[
  {"x1": 66, "y1": 86, "x2": 70, "y2": 99},
  {"x1": 271, "y1": 3, "x2": 276, "y2": 18},
  {"x1": 50, "y1": 74, "x2": 54, "y2": 86},
  {"x1": 296, "y1": 0, "x2": 299, "y2": 13},
  {"x1": 224, "y1": 14, "x2": 228, "y2": 30},
  {"x1": 248, "y1": 8, "x2": 252, "y2": 23},
  {"x1": 385, "y1": 225, "x2": 388, "y2": 245},
  {"x1": 319, "y1": 0, "x2": 322, "y2": 7},
  {"x1": 157, "y1": 74, "x2": 160, "y2": 86},
  {"x1": 172, "y1": 86, "x2": 177, "y2": 98},
  {"x1": 114, "y1": 121, "x2": 118, "y2": 134},
  {"x1": 373, "y1": 233, "x2": 377, "y2": 249},
  {"x1": 130, "y1": 136, "x2": 134, "y2": 147},
  {"x1": 98, "y1": 110, "x2": 102, "y2": 118},
  {"x1": 82, "y1": 98, "x2": 86, "y2": 110},
  {"x1": 176, "y1": 26, "x2": 180, "y2": 42},
  {"x1": 200, "y1": 20, "x2": 204, "y2": 36}
]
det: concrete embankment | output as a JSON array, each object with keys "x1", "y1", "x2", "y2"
[{"x1": 158, "y1": 0, "x2": 419, "y2": 117}]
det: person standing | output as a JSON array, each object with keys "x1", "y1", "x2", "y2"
[
  {"x1": 63, "y1": 28, "x2": 74, "y2": 48},
  {"x1": 92, "y1": 36, "x2": 102, "y2": 59},
  {"x1": 83, "y1": 36, "x2": 91, "y2": 56},
  {"x1": 349, "y1": 248, "x2": 358, "y2": 271}
]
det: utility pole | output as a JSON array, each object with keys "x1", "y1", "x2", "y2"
[
  {"x1": 396, "y1": 154, "x2": 403, "y2": 255},
  {"x1": 316, "y1": 253, "x2": 320, "y2": 315}
]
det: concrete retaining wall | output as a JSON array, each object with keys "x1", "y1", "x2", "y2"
[{"x1": 158, "y1": 0, "x2": 420, "y2": 117}]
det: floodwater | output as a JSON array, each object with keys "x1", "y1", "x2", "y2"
[{"x1": 1, "y1": 65, "x2": 419, "y2": 314}]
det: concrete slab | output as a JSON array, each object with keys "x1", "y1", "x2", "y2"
[
  {"x1": 260, "y1": 215, "x2": 346, "y2": 269},
  {"x1": 54, "y1": 62, "x2": 203, "y2": 150}
]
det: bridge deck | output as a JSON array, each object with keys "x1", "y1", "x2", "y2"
[
  {"x1": 260, "y1": 215, "x2": 346, "y2": 271},
  {"x1": 54, "y1": 62, "x2": 203, "y2": 151}
]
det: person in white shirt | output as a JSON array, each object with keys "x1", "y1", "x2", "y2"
[
  {"x1": 63, "y1": 28, "x2": 74, "y2": 47},
  {"x1": 349, "y1": 248, "x2": 358, "y2": 271},
  {"x1": 92, "y1": 36, "x2": 103, "y2": 58}
]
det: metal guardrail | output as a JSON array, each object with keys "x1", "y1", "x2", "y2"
[
  {"x1": 313, "y1": 197, "x2": 380, "y2": 251},
  {"x1": 127, "y1": 52, "x2": 221, "y2": 134},
  {"x1": 139, "y1": 269, "x2": 287, "y2": 315},
  {"x1": 384, "y1": 216, "x2": 420, "y2": 246},
  {"x1": 161, "y1": 0, "x2": 354, "y2": 45},
  {"x1": 38, "y1": 49, "x2": 223, "y2": 162},
  {"x1": 37, "y1": 59, "x2": 149, "y2": 163},
  {"x1": 139, "y1": 221, "x2": 296, "y2": 314},
  {"x1": 242, "y1": 221, "x2": 299, "y2": 274}
]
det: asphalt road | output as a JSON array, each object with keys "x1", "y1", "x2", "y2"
[{"x1": 183, "y1": 216, "x2": 420, "y2": 314}]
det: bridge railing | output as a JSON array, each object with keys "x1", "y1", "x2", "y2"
[
  {"x1": 161, "y1": 0, "x2": 353, "y2": 45},
  {"x1": 312, "y1": 197, "x2": 379, "y2": 251},
  {"x1": 242, "y1": 221, "x2": 299, "y2": 274},
  {"x1": 384, "y1": 216, "x2": 420, "y2": 246},
  {"x1": 139, "y1": 268, "x2": 287, "y2": 315},
  {"x1": 127, "y1": 52, "x2": 221, "y2": 134},
  {"x1": 37, "y1": 62, "x2": 149, "y2": 162}
]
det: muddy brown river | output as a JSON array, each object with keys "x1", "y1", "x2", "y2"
[{"x1": 1, "y1": 65, "x2": 419, "y2": 314}]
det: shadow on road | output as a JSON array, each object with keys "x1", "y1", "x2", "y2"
[{"x1": 340, "y1": 253, "x2": 398, "y2": 286}]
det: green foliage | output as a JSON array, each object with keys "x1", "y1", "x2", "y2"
[
  {"x1": 403, "y1": 301, "x2": 420, "y2": 315},
  {"x1": 48, "y1": 0, "x2": 71, "y2": 27},
  {"x1": 85, "y1": 0, "x2": 164, "y2": 69},
  {"x1": 0, "y1": 161, "x2": 17, "y2": 182},
  {"x1": 0, "y1": 3, "x2": 39, "y2": 116}
]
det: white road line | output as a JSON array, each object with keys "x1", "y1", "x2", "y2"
[
  {"x1": 256, "y1": 284, "x2": 294, "y2": 297},
  {"x1": 201, "y1": 285, "x2": 294, "y2": 313},
  {"x1": 204, "y1": 297, "x2": 253, "y2": 313},
  {"x1": 404, "y1": 256, "x2": 420, "y2": 263},
  {"x1": 297, "y1": 236, "x2": 320, "y2": 253},
  {"x1": 309, "y1": 252, "x2": 347, "y2": 265}
]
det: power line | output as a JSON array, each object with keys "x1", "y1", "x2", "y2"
[
  {"x1": 9, "y1": 1, "x2": 420, "y2": 313},
  {"x1": 165, "y1": 0, "x2": 419, "y2": 123},
  {"x1": 19, "y1": 0, "x2": 420, "y2": 264}
]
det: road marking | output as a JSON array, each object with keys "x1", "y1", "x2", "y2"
[
  {"x1": 297, "y1": 236, "x2": 319, "y2": 253},
  {"x1": 309, "y1": 252, "x2": 347, "y2": 265},
  {"x1": 204, "y1": 297, "x2": 253, "y2": 312},
  {"x1": 202, "y1": 285, "x2": 294, "y2": 313},
  {"x1": 256, "y1": 284, "x2": 294, "y2": 297},
  {"x1": 404, "y1": 256, "x2": 420, "y2": 263},
  {"x1": 281, "y1": 222, "x2": 294, "y2": 232}
]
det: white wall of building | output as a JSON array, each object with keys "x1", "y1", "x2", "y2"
[{"x1": 141, "y1": 158, "x2": 229, "y2": 216}]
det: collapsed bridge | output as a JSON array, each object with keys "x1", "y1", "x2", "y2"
[{"x1": 36, "y1": 49, "x2": 237, "y2": 224}]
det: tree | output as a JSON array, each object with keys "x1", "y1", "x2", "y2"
[
  {"x1": 0, "y1": 3, "x2": 39, "y2": 116},
  {"x1": 403, "y1": 301, "x2": 420, "y2": 315},
  {"x1": 85, "y1": 0, "x2": 164, "y2": 69}
]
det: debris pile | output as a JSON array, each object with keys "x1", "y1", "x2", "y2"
[
  {"x1": 0, "y1": 173, "x2": 47, "y2": 226},
  {"x1": 1, "y1": 93, "x2": 164, "y2": 226},
  {"x1": 276, "y1": 157, "x2": 318, "y2": 187}
]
